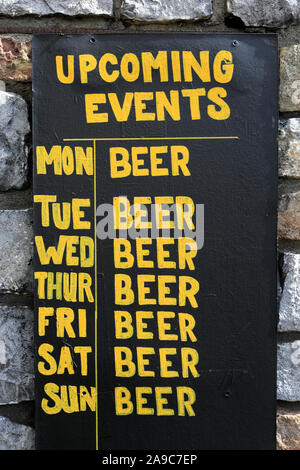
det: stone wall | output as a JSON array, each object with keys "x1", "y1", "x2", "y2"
[{"x1": 0, "y1": 0, "x2": 299, "y2": 451}]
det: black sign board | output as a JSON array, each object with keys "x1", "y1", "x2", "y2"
[{"x1": 33, "y1": 33, "x2": 278, "y2": 450}]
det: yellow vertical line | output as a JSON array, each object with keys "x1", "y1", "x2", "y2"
[{"x1": 93, "y1": 138, "x2": 98, "y2": 450}]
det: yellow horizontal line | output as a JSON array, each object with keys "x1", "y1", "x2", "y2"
[{"x1": 63, "y1": 136, "x2": 239, "y2": 141}]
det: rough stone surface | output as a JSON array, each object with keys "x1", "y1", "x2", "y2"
[
  {"x1": 277, "y1": 340, "x2": 300, "y2": 401},
  {"x1": 0, "y1": 416, "x2": 34, "y2": 450},
  {"x1": 279, "y1": 119, "x2": 300, "y2": 178},
  {"x1": 0, "y1": 305, "x2": 34, "y2": 405},
  {"x1": 0, "y1": 35, "x2": 31, "y2": 82},
  {"x1": 277, "y1": 409, "x2": 300, "y2": 450},
  {"x1": 0, "y1": 90, "x2": 30, "y2": 191},
  {"x1": 0, "y1": 209, "x2": 33, "y2": 293},
  {"x1": 280, "y1": 44, "x2": 300, "y2": 112},
  {"x1": 279, "y1": 253, "x2": 300, "y2": 332},
  {"x1": 121, "y1": 0, "x2": 213, "y2": 23},
  {"x1": 227, "y1": 0, "x2": 300, "y2": 28},
  {"x1": 278, "y1": 191, "x2": 300, "y2": 240},
  {"x1": 0, "y1": 0, "x2": 113, "y2": 17}
]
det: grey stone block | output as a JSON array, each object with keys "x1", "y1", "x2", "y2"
[
  {"x1": 0, "y1": 209, "x2": 33, "y2": 294},
  {"x1": 277, "y1": 340, "x2": 300, "y2": 401},
  {"x1": 121, "y1": 0, "x2": 213, "y2": 23},
  {"x1": 280, "y1": 45, "x2": 300, "y2": 112},
  {"x1": 227, "y1": 0, "x2": 300, "y2": 28},
  {"x1": 279, "y1": 253, "x2": 300, "y2": 332},
  {"x1": 279, "y1": 119, "x2": 300, "y2": 178},
  {"x1": 0, "y1": 416, "x2": 34, "y2": 450},
  {"x1": 0, "y1": 0, "x2": 113, "y2": 17},
  {"x1": 0, "y1": 305, "x2": 34, "y2": 405},
  {"x1": 0, "y1": 90, "x2": 30, "y2": 191}
]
